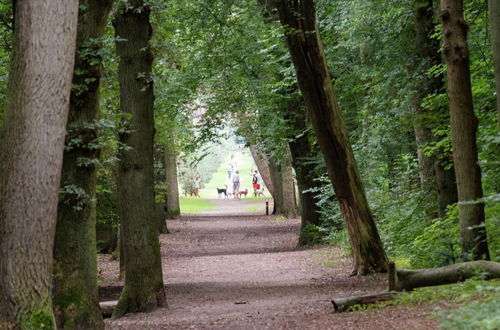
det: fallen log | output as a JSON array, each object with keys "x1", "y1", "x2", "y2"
[
  {"x1": 331, "y1": 292, "x2": 398, "y2": 312},
  {"x1": 395, "y1": 260, "x2": 500, "y2": 291},
  {"x1": 332, "y1": 260, "x2": 500, "y2": 313}
]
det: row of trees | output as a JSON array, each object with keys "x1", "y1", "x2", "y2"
[{"x1": 0, "y1": 0, "x2": 498, "y2": 328}]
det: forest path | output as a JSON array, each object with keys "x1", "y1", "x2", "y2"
[{"x1": 101, "y1": 199, "x2": 438, "y2": 329}]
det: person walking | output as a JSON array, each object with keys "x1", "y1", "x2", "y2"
[
  {"x1": 252, "y1": 170, "x2": 260, "y2": 196},
  {"x1": 194, "y1": 175, "x2": 201, "y2": 197},
  {"x1": 232, "y1": 170, "x2": 240, "y2": 199}
]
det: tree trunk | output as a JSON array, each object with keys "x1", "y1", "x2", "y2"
[
  {"x1": 113, "y1": 0, "x2": 167, "y2": 317},
  {"x1": 0, "y1": 0, "x2": 78, "y2": 328},
  {"x1": 164, "y1": 144, "x2": 180, "y2": 218},
  {"x1": 273, "y1": 0, "x2": 388, "y2": 275},
  {"x1": 249, "y1": 144, "x2": 275, "y2": 197},
  {"x1": 439, "y1": 0, "x2": 490, "y2": 260},
  {"x1": 489, "y1": 0, "x2": 500, "y2": 127},
  {"x1": 52, "y1": 1, "x2": 113, "y2": 328},
  {"x1": 412, "y1": 0, "x2": 458, "y2": 218},
  {"x1": 287, "y1": 105, "x2": 323, "y2": 245},
  {"x1": 268, "y1": 156, "x2": 283, "y2": 214},
  {"x1": 412, "y1": 0, "x2": 441, "y2": 193},
  {"x1": 435, "y1": 158, "x2": 458, "y2": 217},
  {"x1": 155, "y1": 203, "x2": 168, "y2": 234},
  {"x1": 281, "y1": 149, "x2": 297, "y2": 217}
]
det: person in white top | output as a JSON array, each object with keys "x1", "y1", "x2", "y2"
[
  {"x1": 194, "y1": 175, "x2": 201, "y2": 197},
  {"x1": 232, "y1": 170, "x2": 240, "y2": 198}
]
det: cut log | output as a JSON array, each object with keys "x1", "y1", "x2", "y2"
[
  {"x1": 99, "y1": 300, "x2": 118, "y2": 318},
  {"x1": 395, "y1": 260, "x2": 500, "y2": 291},
  {"x1": 332, "y1": 261, "x2": 500, "y2": 313},
  {"x1": 331, "y1": 292, "x2": 398, "y2": 312}
]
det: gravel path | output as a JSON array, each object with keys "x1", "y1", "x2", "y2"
[{"x1": 100, "y1": 199, "x2": 439, "y2": 329}]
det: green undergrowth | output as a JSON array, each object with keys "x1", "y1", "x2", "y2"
[
  {"x1": 179, "y1": 197, "x2": 217, "y2": 213},
  {"x1": 20, "y1": 306, "x2": 55, "y2": 330},
  {"x1": 350, "y1": 279, "x2": 500, "y2": 329}
]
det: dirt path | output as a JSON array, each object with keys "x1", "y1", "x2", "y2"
[{"x1": 100, "y1": 199, "x2": 438, "y2": 329}]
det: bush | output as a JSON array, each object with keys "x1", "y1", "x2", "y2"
[{"x1": 409, "y1": 205, "x2": 460, "y2": 268}]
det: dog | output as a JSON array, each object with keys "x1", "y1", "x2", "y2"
[
  {"x1": 254, "y1": 187, "x2": 265, "y2": 197},
  {"x1": 216, "y1": 185, "x2": 228, "y2": 198},
  {"x1": 237, "y1": 188, "x2": 249, "y2": 199}
]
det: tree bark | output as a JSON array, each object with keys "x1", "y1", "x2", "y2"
[
  {"x1": 155, "y1": 203, "x2": 168, "y2": 234},
  {"x1": 273, "y1": 0, "x2": 388, "y2": 275},
  {"x1": 489, "y1": 0, "x2": 500, "y2": 127},
  {"x1": 287, "y1": 104, "x2": 323, "y2": 245},
  {"x1": 331, "y1": 292, "x2": 398, "y2": 312},
  {"x1": 412, "y1": 0, "x2": 458, "y2": 218},
  {"x1": 113, "y1": 0, "x2": 167, "y2": 317},
  {"x1": 268, "y1": 156, "x2": 283, "y2": 214},
  {"x1": 249, "y1": 144, "x2": 275, "y2": 197},
  {"x1": 0, "y1": 0, "x2": 78, "y2": 328},
  {"x1": 439, "y1": 0, "x2": 490, "y2": 260},
  {"x1": 395, "y1": 260, "x2": 500, "y2": 291},
  {"x1": 435, "y1": 157, "x2": 458, "y2": 217},
  {"x1": 164, "y1": 144, "x2": 180, "y2": 218},
  {"x1": 281, "y1": 149, "x2": 298, "y2": 217},
  {"x1": 52, "y1": 1, "x2": 113, "y2": 328}
]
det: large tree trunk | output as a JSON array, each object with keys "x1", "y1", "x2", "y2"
[
  {"x1": 281, "y1": 149, "x2": 298, "y2": 217},
  {"x1": 113, "y1": 0, "x2": 167, "y2": 317},
  {"x1": 249, "y1": 144, "x2": 275, "y2": 197},
  {"x1": 412, "y1": 0, "x2": 458, "y2": 218},
  {"x1": 164, "y1": 144, "x2": 180, "y2": 218},
  {"x1": 52, "y1": 1, "x2": 113, "y2": 328},
  {"x1": 273, "y1": 0, "x2": 388, "y2": 275},
  {"x1": 287, "y1": 103, "x2": 323, "y2": 245},
  {"x1": 490, "y1": 0, "x2": 500, "y2": 127},
  {"x1": 412, "y1": 0, "x2": 441, "y2": 194},
  {"x1": 439, "y1": 0, "x2": 490, "y2": 260},
  {"x1": 0, "y1": 0, "x2": 78, "y2": 328}
]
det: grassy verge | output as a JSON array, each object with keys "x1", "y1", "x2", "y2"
[{"x1": 180, "y1": 197, "x2": 217, "y2": 213}]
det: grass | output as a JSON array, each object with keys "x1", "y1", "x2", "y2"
[{"x1": 179, "y1": 197, "x2": 217, "y2": 213}]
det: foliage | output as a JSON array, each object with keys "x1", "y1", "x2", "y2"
[
  {"x1": 409, "y1": 205, "x2": 460, "y2": 268},
  {"x1": 436, "y1": 290, "x2": 500, "y2": 329}
]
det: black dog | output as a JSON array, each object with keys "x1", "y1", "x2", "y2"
[{"x1": 216, "y1": 185, "x2": 228, "y2": 198}]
